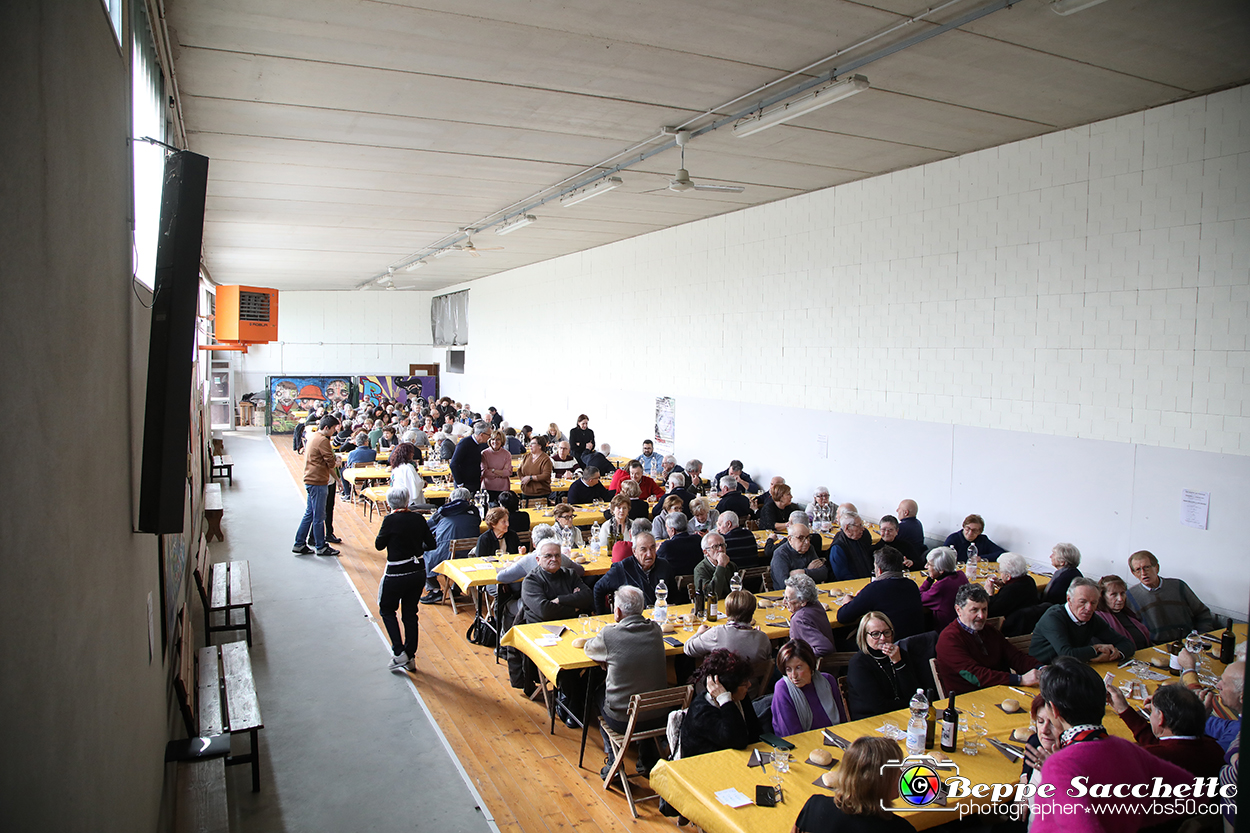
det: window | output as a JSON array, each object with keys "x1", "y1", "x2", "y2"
[
  {"x1": 131, "y1": 0, "x2": 167, "y2": 289},
  {"x1": 431, "y1": 290, "x2": 469, "y2": 346}
]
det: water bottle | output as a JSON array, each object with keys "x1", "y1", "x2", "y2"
[
  {"x1": 906, "y1": 689, "x2": 928, "y2": 757},
  {"x1": 965, "y1": 547, "x2": 978, "y2": 581},
  {"x1": 729, "y1": 572, "x2": 743, "y2": 594},
  {"x1": 654, "y1": 580, "x2": 668, "y2": 626},
  {"x1": 590, "y1": 522, "x2": 601, "y2": 557},
  {"x1": 967, "y1": 541, "x2": 978, "y2": 564},
  {"x1": 560, "y1": 526, "x2": 574, "y2": 557}
]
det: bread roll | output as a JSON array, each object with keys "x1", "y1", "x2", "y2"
[
  {"x1": 821, "y1": 770, "x2": 837, "y2": 787},
  {"x1": 1012, "y1": 728, "x2": 1032, "y2": 742},
  {"x1": 809, "y1": 748, "x2": 833, "y2": 766},
  {"x1": 1002, "y1": 698, "x2": 1021, "y2": 713},
  {"x1": 571, "y1": 637, "x2": 589, "y2": 648},
  {"x1": 660, "y1": 621, "x2": 677, "y2": 634}
]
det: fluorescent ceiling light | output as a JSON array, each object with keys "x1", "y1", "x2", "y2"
[
  {"x1": 560, "y1": 176, "x2": 622, "y2": 208},
  {"x1": 404, "y1": 260, "x2": 425, "y2": 272},
  {"x1": 1050, "y1": 0, "x2": 1111, "y2": 14},
  {"x1": 433, "y1": 248, "x2": 454, "y2": 259},
  {"x1": 495, "y1": 214, "x2": 537, "y2": 235},
  {"x1": 733, "y1": 74, "x2": 870, "y2": 138}
]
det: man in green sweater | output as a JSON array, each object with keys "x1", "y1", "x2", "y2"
[
  {"x1": 1030, "y1": 577, "x2": 1135, "y2": 664},
  {"x1": 1126, "y1": 550, "x2": 1216, "y2": 643}
]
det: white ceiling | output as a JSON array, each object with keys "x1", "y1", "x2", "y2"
[{"x1": 166, "y1": 0, "x2": 1250, "y2": 292}]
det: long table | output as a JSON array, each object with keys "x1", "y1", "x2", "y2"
[{"x1": 649, "y1": 624, "x2": 1246, "y2": 833}]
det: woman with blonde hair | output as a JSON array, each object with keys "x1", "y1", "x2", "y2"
[{"x1": 792, "y1": 736, "x2": 913, "y2": 832}]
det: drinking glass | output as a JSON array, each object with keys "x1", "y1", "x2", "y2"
[{"x1": 578, "y1": 614, "x2": 589, "y2": 634}]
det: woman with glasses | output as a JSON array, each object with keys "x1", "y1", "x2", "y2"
[{"x1": 847, "y1": 611, "x2": 920, "y2": 720}]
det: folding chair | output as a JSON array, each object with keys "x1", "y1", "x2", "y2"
[
  {"x1": 930, "y1": 657, "x2": 947, "y2": 700},
  {"x1": 438, "y1": 537, "x2": 477, "y2": 614},
  {"x1": 815, "y1": 651, "x2": 857, "y2": 677},
  {"x1": 600, "y1": 685, "x2": 694, "y2": 818},
  {"x1": 740, "y1": 565, "x2": 771, "y2": 593}
]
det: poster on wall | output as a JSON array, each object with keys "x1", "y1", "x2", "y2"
[
  {"x1": 266, "y1": 376, "x2": 353, "y2": 433},
  {"x1": 655, "y1": 396, "x2": 675, "y2": 456},
  {"x1": 358, "y1": 375, "x2": 437, "y2": 407}
]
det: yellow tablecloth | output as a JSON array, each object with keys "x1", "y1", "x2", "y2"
[
  {"x1": 342, "y1": 465, "x2": 391, "y2": 485},
  {"x1": 423, "y1": 478, "x2": 573, "y2": 501},
  {"x1": 433, "y1": 547, "x2": 615, "y2": 593}
]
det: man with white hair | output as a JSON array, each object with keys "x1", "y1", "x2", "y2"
[
  {"x1": 714, "y1": 475, "x2": 753, "y2": 521},
  {"x1": 652, "y1": 471, "x2": 695, "y2": 520},
  {"x1": 592, "y1": 532, "x2": 675, "y2": 614},
  {"x1": 657, "y1": 454, "x2": 684, "y2": 487},
  {"x1": 1126, "y1": 550, "x2": 1216, "y2": 643},
  {"x1": 449, "y1": 420, "x2": 491, "y2": 492},
  {"x1": 521, "y1": 541, "x2": 593, "y2": 623},
  {"x1": 584, "y1": 585, "x2": 667, "y2": 779},
  {"x1": 684, "y1": 459, "x2": 705, "y2": 495},
  {"x1": 1178, "y1": 650, "x2": 1244, "y2": 751},
  {"x1": 769, "y1": 521, "x2": 827, "y2": 592},
  {"x1": 1029, "y1": 577, "x2": 1135, "y2": 664},
  {"x1": 716, "y1": 511, "x2": 760, "y2": 567}
]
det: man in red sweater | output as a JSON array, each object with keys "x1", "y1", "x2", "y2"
[
  {"x1": 608, "y1": 460, "x2": 663, "y2": 500},
  {"x1": 1105, "y1": 681, "x2": 1226, "y2": 777},
  {"x1": 936, "y1": 583, "x2": 1039, "y2": 694}
]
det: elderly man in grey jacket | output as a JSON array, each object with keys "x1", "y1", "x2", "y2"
[{"x1": 584, "y1": 585, "x2": 667, "y2": 780}]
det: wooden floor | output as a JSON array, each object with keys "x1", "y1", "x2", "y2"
[{"x1": 272, "y1": 438, "x2": 675, "y2": 833}]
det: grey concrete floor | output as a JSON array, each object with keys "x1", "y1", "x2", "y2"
[{"x1": 210, "y1": 427, "x2": 495, "y2": 833}]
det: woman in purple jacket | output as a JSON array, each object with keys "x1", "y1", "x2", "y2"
[
  {"x1": 919, "y1": 546, "x2": 968, "y2": 632},
  {"x1": 771, "y1": 639, "x2": 848, "y2": 737}
]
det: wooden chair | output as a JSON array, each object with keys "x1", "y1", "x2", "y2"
[
  {"x1": 515, "y1": 530, "x2": 531, "y2": 551},
  {"x1": 986, "y1": 616, "x2": 1005, "y2": 632},
  {"x1": 437, "y1": 537, "x2": 478, "y2": 614},
  {"x1": 1007, "y1": 633, "x2": 1034, "y2": 653},
  {"x1": 929, "y1": 657, "x2": 947, "y2": 700},
  {"x1": 360, "y1": 485, "x2": 390, "y2": 522},
  {"x1": 601, "y1": 685, "x2": 694, "y2": 818},
  {"x1": 816, "y1": 651, "x2": 857, "y2": 677},
  {"x1": 741, "y1": 565, "x2": 771, "y2": 593},
  {"x1": 837, "y1": 675, "x2": 850, "y2": 707},
  {"x1": 674, "y1": 574, "x2": 695, "y2": 606}
]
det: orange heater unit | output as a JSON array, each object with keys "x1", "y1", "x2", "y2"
[{"x1": 214, "y1": 285, "x2": 278, "y2": 346}]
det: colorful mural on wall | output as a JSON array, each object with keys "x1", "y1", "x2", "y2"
[
  {"x1": 358, "y1": 375, "x2": 436, "y2": 407},
  {"x1": 266, "y1": 376, "x2": 353, "y2": 433}
]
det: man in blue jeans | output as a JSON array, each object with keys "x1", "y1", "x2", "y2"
[{"x1": 294, "y1": 414, "x2": 341, "y2": 556}]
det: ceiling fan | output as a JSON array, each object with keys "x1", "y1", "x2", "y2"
[
  {"x1": 646, "y1": 130, "x2": 745, "y2": 195},
  {"x1": 443, "y1": 229, "x2": 504, "y2": 258}
]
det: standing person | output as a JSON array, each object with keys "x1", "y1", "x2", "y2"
[
  {"x1": 293, "y1": 414, "x2": 340, "y2": 556},
  {"x1": 480, "y1": 430, "x2": 513, "y2": 503},
  {"x1": 568, "y1": 414, "x2": 595, "y2": 464},
  {"x1": 449, "y1": 421, "x2": 490, "y2": 492},
  {"x1": 517, "y1": 436, "x2": 554, "y2": 501},
  {"x1": 387, "y1": 442, "x2": 426, "y2": 509},
  {"x1": 374, "y1": 486, "x2": 436, "y2": 672}
]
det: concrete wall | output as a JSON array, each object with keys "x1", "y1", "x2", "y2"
[
  {"x1": 235, "y1": 289, "x2": 436, "y2": 396},
  {"x1": 435, "y1": 87, "x2": 1250, "y2": 618},
  {"x1": 0, "y1": 2, "x2": 168, "y2": 829}
]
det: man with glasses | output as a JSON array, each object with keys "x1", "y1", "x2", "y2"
[
  {"x1": 835, "y1": 546, "x2": 925, "y2": 640},
  {"x1": 1126, "y1": 550, "x2": 1216, "y2": 643},
  {"x1": 550, "y1": 440, "x2": 581, "y2": 480},
  {"x1": 936, "y1": 583, "x2": 1040, "y2": 695},
  {"x1": 691, "y1": 533, "x2": 735, "y2": 599},
  {"x1": 769, "y1": 521, "x2": 828, "y2": 592}
]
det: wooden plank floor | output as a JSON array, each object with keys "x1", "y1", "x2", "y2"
[{"x1": 272, "y1": 438, "x2": 675, "y2": 833}]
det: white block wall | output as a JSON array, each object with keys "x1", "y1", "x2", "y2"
[
  {"x1": 432, "y1": 87, "x2": 1250, "y2": 617},
  {"x1": 234, "y1": 289, "x2": 436, "y2": 394}
]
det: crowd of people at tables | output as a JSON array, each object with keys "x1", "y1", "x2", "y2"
[{"x1": 296, "y1": 396, "x2": 1241, "y2": 832}]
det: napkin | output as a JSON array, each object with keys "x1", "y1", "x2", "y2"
[
  {"x1": 543, "y1": 624, "x2": 569, "y2": 637},
  {"x1": 747, "y1": 749, "x2": 766, "y2": 768},
  {"x1": 534, "y1": 636, "x2": 561, "y2": 647},
  {"x1": 714, "y1": 788, "x2": 753, "y2": 808},
  {"x1": 822, "y1": 730, "x2": 849, "y2": 749}
]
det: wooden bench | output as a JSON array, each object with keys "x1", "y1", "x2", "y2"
[
  {"x1": 210, "y1": 455, "x2": 234, "y2": 485},
  {"x1": 203, "y1": 483, "x2": 224, "y2": 542},
  {"x1": 193, "y1": 534, "x2": 253, "y2": 647},
  {"x1": 169, "y1": 608, "x2": 230, "y2": 831}
]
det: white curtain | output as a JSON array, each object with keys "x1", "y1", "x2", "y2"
[{"x1": 431, "y1": 290, "x2": 469, "y2": 345}]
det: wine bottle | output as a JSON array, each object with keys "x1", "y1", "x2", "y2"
[
  {"x1": 707, "y1": 590, "x2": 719, "y2": 623},
  {"x1": 1220, "y1": 619, "x2": 1236, "y2": 664},
  {"x1": 940, "y1": 693, "x2": 958, "y2": 753},
  {"x1": 925, "y1": 689, "x2": 937, "y2": 749}
]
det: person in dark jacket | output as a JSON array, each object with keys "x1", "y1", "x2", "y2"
[
  {"x1": 1041, "y1": 542, "x2": 1083, "y2": 604},
  {"x1": 716, "y1": 511, "x2": 760, "y2": 569},
  {"x1": 449, "y1": 421, "x2": 490, "y2": 491},
  {"x1": 679, "y1": 649, "x2": 762, "y2": 759},
  {"x1": 567, "y1": 467, "x2": 611, "y2": 505},
  {"x1": 1030, "y1": 577, "x2": 1135, "y2": 664},
  {"x1": 592, "y1": 532, "x2": 675, "y2": 614},
  {"x1": 836, "y1": 546, "x2": 925, "y2": 640},
  {"x1": 581, "y1": 446, "x2": 617, "y2": 476},
  {"x1": 1106, "y1": 681, "x2": 1226, "y2": 778},
  {"x1": 827, "y1": 512, "x2": 875, "y2": 581},
  {"x1": 656, "y1": 513, "x2": 703, "y2": 576},
  {"x1": 477, "y1": 507, "x2": 521, "y2": 559},
  {"x1": 712, "y1": 460, "x2": 762, "y2": 494},
  {"x1": 847, "y1": 611, "x2": 921, "y2": 720},
  {"x1": 769, "y1": 521, "x2": 828, "y2": 592},
  {"x1": 986, "y1": 551, "x2": 1040, "y2": 619},
  {"x1": 943, "y1": 513, "x2": 1006, "y2": 562},
  {"x1": 420, "y1": 488, "x2": 482, "y2": 603},
  {"x1": 714, "y1": 476, "x2": 754, "y2": 520},
  {"x1": 374, "y1": 485, "x2": 437, "y2": 672},
  {"x1": 521, "y1": 541, "x2": 593, "y2": 623},
  {"x1": 568, "y1": 415, "x2": 596, "y2": 464}
]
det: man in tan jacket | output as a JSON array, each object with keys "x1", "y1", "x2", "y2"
[{"x1": 294, "y1": 414, "x2": 340, "y2": 556}]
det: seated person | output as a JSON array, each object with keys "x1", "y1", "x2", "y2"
[
  {"x1": 687, "y1": 496, "x2": 718, "y2": 535},
  {"x1": 769, "y1": 521, "x2": 828, "y2": 592},
  {"x1": 616, "y1": 480, "x2": 650, "y2": 521},
  {"x1": 1178, "y1": 652, "x2": 1244, "y2": 751},
  {"x1": 714, "y1": 476, "x2": 753, "y2": 521},
  {"x1": 771, "y1": 638, "x2": 849, "y2": 736},
  {"x1": 691, "y1": 533, "x2": 735, "y2": 600},
  {"x1": 680, "y1": 649, "x2": 763, "y2": 759},
  {"x1": 637, "y1": 439, "x2": 663, "y2": 477},
  {"x1": 943, "y1": 513, "x2": 1006, "y2": 562},
  {"x1": 434, "y1": 431, "x2": 456, "y2": 462},
  {"x1": 716, "y1": 511, "x2": 760, "y2": 568},
  {"x1": 584, "y1": 585, "x2": 667, "y2": 779},
  {"x1": 504, "y1": 427, "x2": 525, "y2": 455},
  {"x1": 756, "y1": 483, "x2": 796, "y2": 533},
  {"x1": 476, "y1": 507, "x2": 520, "y2": 559},
  {"x1": 496, "y1": 490, "x2": 530, "y2": 533},
  {"x1": 656, "y1": 513, "x2": 703, "y2": 575},
  {"x1": 806, "y1": 486, "x2": 836, "y2": 533},
  {"x1": 837, "y1": 546, "x2": 925, "y2": 639},
  {"x1": 784, "y1": 574, "x2": 835, "y2": 658},
  {"x1": 597, "y1": 495, "x2": 633, "y2": 556},
  {"x1": 1105, "y1": 682, "x2": 1225, "y2": 777},
  {"x1": 793, "y1": 737, "x2": 912, "y2": 833},
  {"x1": 1036, "y1": 657, "x2": 1201, "y2": 827},
  {"x1": 985, "y1": 551, "x2": 1039, "y2": 620},
  {"x1": 581, "y1": 443, "x2": 616, "y2": 476},
  {"x1": 937, "y1": 584, "x2": 1040, "y2": 695},
  {"x1": 872, "y1": 514, "x2": 920, "y2": 568},
  {"x1": 683, "y1": 590, "x2": 771, "y2": 671},
  {"x1": 550, "y1": 503, "x2": 585, "y2": 549},
  {"x1": 650, "y1": 495, "x2": 686, "y2": 541},
  {"x1": 566, "y1": 466, "x2": 611, "y2": 505},
  {"x1": 421, "y1": 487, "x2": 481, "y2": 604},
  {"x1": 713, "y1": 460, "x2": 762, "y2": 494},
  {"x1": 827, "y1": 511, "x2": 875, "y2": 581},
  {"x1": 847, "y1": 611, "x2": 921, "y2": 721},
  {"x1": 1126, "y1": 550, "x2": 1216, "y2": 643},
  {"x1": 684, "y1": 459, "x2": 706, "y2": 496},
  {"x1": 496, "y1": 525, "x2": 584, "y2": 610},
  {"x1": 917, "y1": 546, "x2": 968, "y2": 632},
  {"x1": 378, "y1": 425, "x2": 398, "y2": 452},
  {"x1": 1029, "y1": 577, "x2": 1135, "y2": 664},
  {"x1": 895, "y1": 499, "x2": 924, "y2": 558},
  {"x1": 1095, "y1": 574, "x2": 1151, "y2": 651},
  {"x1": 608, "y1": 460, "x2": 663, "y2": 500},
  {"x1": 1041, "y1": 542, "x2": 1084, "y2": 604},
  {"x1": 651, "y1": 473, "x2": 694, "y2": 520},
  {"x1": 657, "y1": 455, "x2": 684, "y2": 489},
  {"x1": 520, "y1": 541, "x2": 593, "y2": 624},
  {"x1": 592, "y1": 532, "x2": 675, "y2": 614},
  {"x1": 549, "y1": 440, "x2": 581, "y2": 480}
]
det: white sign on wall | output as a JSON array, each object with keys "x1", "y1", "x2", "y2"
[
  {"x1": 1180, "y1": 489, "x2": 1210, "y2": 530},
  {"x1": 655, "y1": 396, "x2": 675, "y2": 456}
]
